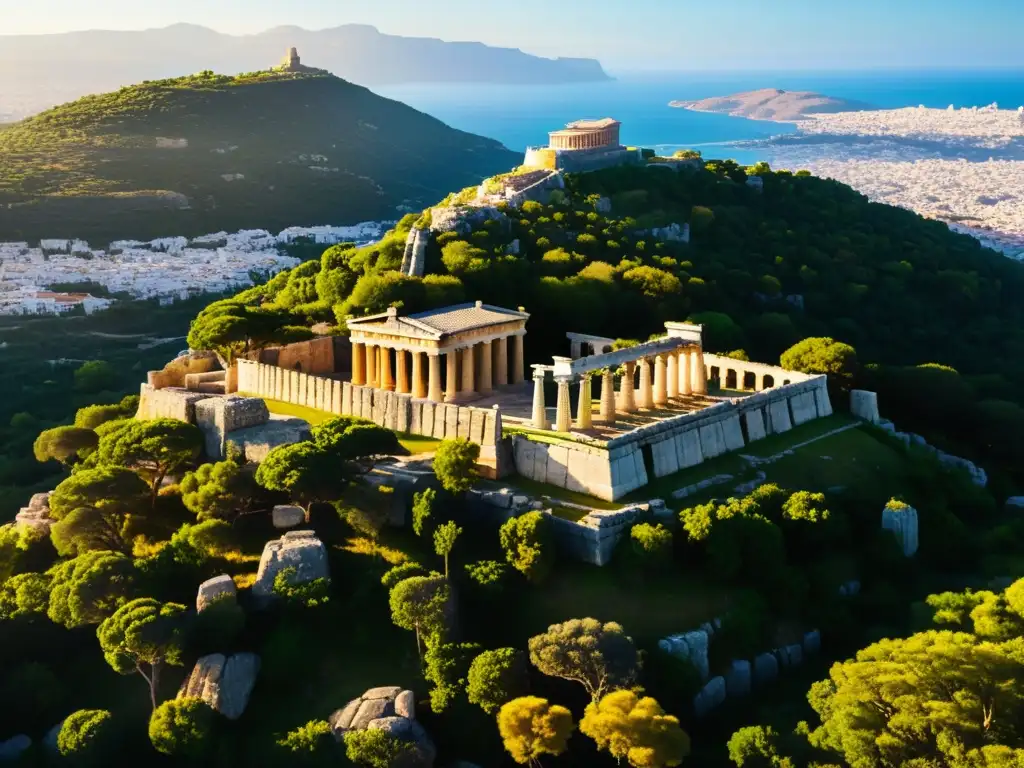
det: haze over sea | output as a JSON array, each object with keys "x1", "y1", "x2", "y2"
[{"x1": 376, "y1": 69, "x2": 1024, "y2": 163}]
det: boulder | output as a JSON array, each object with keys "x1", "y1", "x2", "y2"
[
  {"x1": 15, "y1": 491, "x2": 54, "y2": 534},
  {"x1": 803, "y1": 630, "x2": 822, "y2": 655},
  {"x1": 178, "y1": 652, "x2": 260, "y2": 720},
  {"x1": 724, "y1": 659, "x2": 751, "y2": 698},
  {"x1": 881, "y1": 501, "x2": 919, "y2": 557},
  {"x1": 0, "y1": 735, "x2": 31, "y2": 762},
  {"x1": 272, "y1": 504, "x2": 306, "y2": 529},
  {"x1": 777, "y1": 644, "x2": 803, "y2": 667},
  {"x1": 752, "y1": 652, "x2": 778, "y2": 685},
  {"x1": 850, "y1": 390, "x2": 880, "y2": 423},
  {"x1": 196, "y1": 574, "x2": 237, "y2": 612},
  {"x1": 252, "y1": 530, "x2": 329, "y2": 603},
  {"x1": 395, "y1": 689, "x2": 416, "y2": 719},
  {"x1": 330, "y1": 686, "x2": 434, "y2": 767},
  {"x1": 658, "y1": 630, "x2": 710, "y2": 681},
  {"x1": 43, "y1": 721, "x2": 63, "y2": 754},
  {"x1": 1005, "y1": 497, "x2": 1024, "y2": 510},
  {"x1": 693, "y1": 676, "x2": 726, "y2": 717}
]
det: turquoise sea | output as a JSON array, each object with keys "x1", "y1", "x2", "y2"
[{"x1": 375, "y1": 69, "x2": 1024, "y2": 163}]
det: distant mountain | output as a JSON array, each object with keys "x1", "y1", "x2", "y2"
[
  {"x1": 0, "y1": 65, "x2": 520, "y2": 242},
  {"x1": 671, "y1": 88, "x2": 873, "y2": 122},
  {"x1": 0, "y1": 24, "x2": 611, "y2": 120}
]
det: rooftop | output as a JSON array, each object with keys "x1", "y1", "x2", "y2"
[
  {"x1": 562, "y1": 118, "x2": 620, "y2": 131},
  {"x1": 347, "y1": 301, "x2": 530, "y2": 341}
]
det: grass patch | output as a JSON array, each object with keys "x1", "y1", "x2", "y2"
[
  {"x1": 551, "y1": 506, "x2": 590, "y2": 523},
  {"x1": 396, "y1": 433, "x2": 444, "y2": 455},
  {"x1": 501, "y1": 475, "x2": 621, "y2": 511}
]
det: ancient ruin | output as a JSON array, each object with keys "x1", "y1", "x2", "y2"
[{"x1": 524, "y1": 117, "x2": 643, "y2": 171}]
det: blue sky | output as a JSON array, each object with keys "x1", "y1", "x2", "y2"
[{"x1": 4, "y1": 0, "x2": 1022, "y2": 70}]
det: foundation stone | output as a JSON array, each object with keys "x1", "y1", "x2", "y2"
[{"x1": 850, "y1": 390, "x2": 880, "y2": 423}]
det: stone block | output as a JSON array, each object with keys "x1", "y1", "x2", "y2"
[
  {"x1": 252, "y1": 530, "x2": 330, "y2": 603},
  {"x1": 395, "y1": 395, "x2": 410, "y2": 433},
  {"x1": 342, "y1": 382, "x2": 353, "y2": 416},
  {"x1": 470, "y1": 409, "x2": 485, "y2": 445},
  {"x1": 777, "y1": 644, "x2": 803, "y2": 667},
  {"x1": 483, "y1": 411, "x2": 498, "y2": 446},
  {"x1": 850, "y1": 389, "x2": 880, "y2": 423},
  {"x1": 676, "y1": 428, "x2": 704, "y2": 468},
  {"x1": 803, "y1": 630, "x2": 821, "y2": 655},
  {"x1": 445, "y1": 405, "x2": 460, "y2": 439},
  {"x1": 743, "y1": 408, "x2": 767, "y2": 442},
  {"x1": 371, "y1": 390, "x2": 385, "y2": 425},
  {"x1": 533, "y1": 441, "x2": 550, "y2": 482},
  {"x1": 288, "y1": 371, "x2": 299, "y2": 405},
  {"x1": 789, "y1": 391, "x2": 818, "y2": 426},
  {"x1": 179, "y1": 652, "x2": 260, "y2": 720},
  {"x1": 545, "y1": 445, "x2": 570, "y2": 488},
  {"x1": 194, "y1": 396, "x2": 270, "y2": 460},
  {"x1": 767, "y1": 399, "x2": 793, "y2": 433},
  {"x1": 724, "y1": 659, "x2": 751, "y2": 698},
  {"x1": 272, "y1": 505, "x2": 305, "y2": 529},
  {"x1": 409, "y1": 400, "x2": 422, "y2": 434},
  {"x1": 457, "y1": 407, "x2": 472, "y2": 440},
  {"x1": 136, "y1": 384, "x2": 211, "y2": 423},
  {"x1": 693, "y1": 676, "x2": 726, "y2": 718},
  {"x1": 881, "y1": 501, "x2": 919, "y2": 557},
  {"x1": 421, "y1": 402, "x2": 435, "y2": 438},
  {"x1": 814, "y1": 384, "x2": 833, "y2": 417},
  {"x1": 752, "y1": 652, "x2": 778, "y2": 684},
  {"x1": 698, "y1": 421, "x2": 727, "y2": 459},
  {"x1": 274, "y1": 368, "x2": 284, "y2": 401},
  {"x1": 513, "y1": 439, "x2": 537, "y2": 480},
  {"x1": 226, "y1": 416, "x2": 312, "y2": 464},
  {"x1": 196, "y1": 574, "x2": 237, "y2": 612},
  {"x1": 721, "y1": 414, "x2": 745, "y2": 451},
  {"x1": 0, "y1": 735, "x2": 31, "y2": 762},
  {"x1": 651, "y1": 436, "x2": 679, "y2": 477}
]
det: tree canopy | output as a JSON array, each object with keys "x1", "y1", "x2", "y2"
[
  {"x1": 528, "y1": 618, "x2": 639, "y2": 701},
  {"x1": 580, "y1": 690, "x2": 691, "y2": 768},
  {"x1": 498, "y1": 696, "x2": 575, "y2": 766}
]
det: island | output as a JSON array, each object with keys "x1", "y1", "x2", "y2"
[{"x1": 670, "y1": 88, "x2": 873, "y2": 122}]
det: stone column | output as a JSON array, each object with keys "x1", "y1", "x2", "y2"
[
  {"x1": 411, "y1": 351, "x2": 427, "y2": 399},
  {"x1": 512, "y1": 334, "x2": 525, "y2": 384},
  {"x1": 680, "y1": 349, "x2": 692, "y2": 395},
  {"x1": 461, "y1": 345, "x2": 475, "y2": 395},
  {"x1": 555, "y1": 376, "x2": 572, "y2": 432},
  {"x1": 351, "y1": 342, "x2": 365, "y2": 386},
  {"x1": 531, "y1": 368, "x2": 549, "y2": 429},
  {"x1": 653, "y1": 354, "x2": 668, "y2": 406},
  {"x1": 619, "y1": 361, "x2": 637, "y2": 413},
  {"x1": 479, "y1": 341, "x2": 493, "y2": 393},
  {"x1": 495, "y1": 337, "x2": 509, "y2": 387},
  {"x1": 692, "y1": 348, "x2": 708, "y2": 395},
  {"x1": 365, "y1": 344, "x2": 378, "y2": 388},
  {"x1": 575, "y1": 374, "x2": 592, "y2": 430},
  {"x1": 428, "y1": 354, "x2": 443, "y2": 403},
  {"x1": 445, "y1": 351, "x2": 458, "y2": 402},
  {"x1": 599, "y1": 369, "x2": 616, "y2": 423},
  {"x1": 395, "y1": 350, "x2": 409, "y2": 394},
  {"x1": 380, "y1": 347, "x2": 394, "y2": 391},
  {"x1": 637, "y1": 358, "x2": 653, "y2": 409},
  {"x1": 667, "y1": 351, "x2": 679, "y2": 399}
]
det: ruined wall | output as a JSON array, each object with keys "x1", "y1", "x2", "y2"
[
  {"x1": 147, "y1": 353, "x2": 219, "y2": 389},
  {"x1": 262, "y1": 336, "x2": 337, "y2": 376}
]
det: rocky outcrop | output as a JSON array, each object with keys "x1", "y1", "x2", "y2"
[
  {"x1": 252, "y1": 530, "x2": 329, "y2": 602},
  {"x1": 178, "y1": 652, "x2": 260, "y2": 720},
  {"x1": 650, "y1": 222, "x2": 691, "y2": 243},
  {"x1": 330, "y1": 687, "x2": 435, "y2": 767},
  {"x1": 881, "y1": 500, "x2": 919, "y2": 557},
  {"x1": 401, "y1": 226, "x2": 430, "y2": 277},
  {"x1": 272, "y1": 505, "x2": 306, "y2": 529},
  {"x1": 429, "y1": 205, "x2": 507, "y2": 236},
  {"x1": 15, "y1": 492, "x2": 53, "y2": 534},
  {"x1": 196, "y1": 574, "x2": 237, "y2": 612}
]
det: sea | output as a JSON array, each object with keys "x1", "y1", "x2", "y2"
[{"x1": 374, "y1": 69, "x2": 1024, "y2": 163}]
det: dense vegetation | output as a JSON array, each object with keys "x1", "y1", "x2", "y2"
[{"x1": 0, "y1": 69, "x2": 518, "y2": 242}]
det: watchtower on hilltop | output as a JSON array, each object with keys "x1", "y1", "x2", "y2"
[{"x1": 280, "y1": 47, "x2": 302, "y2": 72}]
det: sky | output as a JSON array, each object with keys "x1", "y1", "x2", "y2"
[{"x1": 2, "y1": 0, "x2": 1023, "y2": 71}]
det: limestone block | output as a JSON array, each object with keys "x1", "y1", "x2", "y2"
[
  {"x1": 195, "y1": 574, "x2": 237, "y2": 612},
  {"x1": 545, "y1": 445, "x2": 570, "y2": 488},
  {"x1": 396, "y1": 395, "x2": 410, "y2": 433},
  {"x1": 409, "y1": 400, "x2": 423, "y2": 434},
  {"x1": 724, "y1": 659, "x2": 751, "y2": 698},
  {"x1": 676, "y1": 428, "x2": 704, "y2": 468},
  {"x1": 372, "y1": 390, "x2": 385, "y2": 425},
  {"x1": 743, "y1": 409, "x2": 767, "y2": 442},
  {"x1": 513, "y1": 439, "x2": 537, "y2": 480},
  {"x1": 421, "y1": 403, "x2": 435, "y2": 439},
  {"x1": 533, "y1": 441, "x2": 550, "y2": 482},
  {"x1": 789, "y1": 391, "x2": 818, "y2": 426},
  {"x1": 178, "y1": 652, "x2": 260, "y2": 720},
  {"x1": 274, "y1": 368, "x2": 284, "y2": 401},
  {"x1": 380, "y1": 392, "x2": 394, "y2": 431},
  {"x1": 651, "y1": 436, "x2": 679, "y2": 477},
  {"x1": 457, "y1": 407, "x2": 472, "y2": 440},
  {"x1": 659, "y1": 630, "x2": 710, "y2": 681},
  {"x1": 482, "y1": 412, "x2": 498, "y2": 446},
  {"x1": 252, "y1": 530, "x2": 329, "y2": 602},
  {"x1": 814, "y1": 384, "x2": 833, "y2": 417},
  {"x1": 850, "y1": 389, "x2": 880, "y2": 423},
  {"x1": 633, "y1": 448, "x2": 648, "y2": 487},
  {"x1": 777, "y1": 644, "x2": 803, "y2": 668},
  {"x1": 226, "y1": 416, "x2": 312, "y2": 463},
  {"x1": 444, "y1": 405, "x2": 459, "y2": 439},
  {"x1": 272, "y1": 504, "x2": 305, "y2": 529},
  {"x1": 194, "y1": 396, "x2": 270, "y2": 460},
  {"x1": 470, "y1": 409, "x2": 485, "y2": 445},
  {"x1": 752, "y1": 652, "x2": 778, "y2": 685},
  {"x1": 721, "y1": 414, "x2": 745, "y2": 451},
  {"x1": 610, "y1": 454, "x2": 636, "y2": 496},
  {"x1": 288, "y1": 371, "x2": 299, "y2": 405},
  {"x1": 881, "y1": 502, "x2": 919, "y2": 557},
  {"x1": 767, "y1": 399, "x2": 793, "y2": 434},
  {"x1": 136, "y1": 384, "x2": 211, "y2": 423},
  {"x1": 565, "y1": 449, "x2": 612, "y2": 499},
  {"x1": 342, "y1": 382, "x2": 353, "y2": 416},
  {"x1": 359, "y1": 387, "x2": 372, "y2": 420},
  {"x1": 698, "y1": 421, "x2": 727, "y2": 459},
  {"x1": 803, "y1": 630, "x2": 821, "y2": 655},
  {"x1": 693, "y1": 676, "x2": 726, "y2": 717}
]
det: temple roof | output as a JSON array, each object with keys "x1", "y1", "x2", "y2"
[
  {"x1": 561, "y1": 117, "x2": 620, "y2": 131},
  {"x1": 347, "y1": 301, "x2": 529, "y2": 341}
]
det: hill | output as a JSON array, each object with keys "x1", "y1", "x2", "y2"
[
  {"x1": 0, "y1": 67, "x2": 521, "y2": 242},
  {"x1": 671, "y1": 88, "x2": 873, "y2": 121},
  {"x1": 0, "y1": 23, "x2": 611, "y2": 121}
]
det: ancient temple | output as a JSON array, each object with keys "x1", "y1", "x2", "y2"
[
  {"x1": 523, "y1": 117, "x2": 639, "y2": 172},
  {"x1": 548, "y1": 118, "x2": 622, "y2": 151}
]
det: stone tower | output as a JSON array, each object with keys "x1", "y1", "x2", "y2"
[{"x1": 281, "y1": 47, "x2": 301, "y2": 71}]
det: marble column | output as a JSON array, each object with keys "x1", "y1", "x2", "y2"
[
  {"x1": 365, "y1": 344, "x2": 378, "y2": 388},
  {"x1": 653, "y1": 354, "x2": 668, "y2": 406},
  {"x1": 554, "y1": 376, "x2": 572, "y2": 433},
  {"x1": 575, "y1": 374, "x2": 592, "y2": 430},
  {"x1": 667, "y1": 351, "x2": 679, "y2": 399},
  {"x1": 531, "y1": 369, "x2": 549, "y2": 429},
  {"x1": 512, "y1": 334, "x2": 525, "y2": 384},
  {"x1": 495, "y1": 337, "x2": 509, "y2": 387},
  {"x1": 428, "y1": 354, "x2": 443, "y2": 403},
  {"x1": 351, "y1": 342, "x2": 365, "y2": 386},
  {"x1": 461, "y1": 345, "x2": 475, "y2": 395},
  {"x1": 620, "y1": 361, "x2": 637, "y2": 413},
  {"x1": 637, "y1": 358, "x2": 653, "y2": 409},
  {"x1": 411, "y1": 351, "x2": 427, "y2": 399},
  {"x1": 680, "y1": 349, "x2": 692, "y2": 395},
  {"x1": 479, "y1": 341, "x2": 493, "y2": 393},
  {"x1": 395, "y1": 350, "x2": 409, "y2": 394},
  {"x1": 445, "y1": 351, "x2": 458, "y2": 402},
  {"x1": 691, "y1": 348, "x2": 708, "y2": 395},
  {"x1": 380, "y1": 347, "x2": 394, "y2": 391},
  {"x1": 599, "y1": 369, "x2": 616, "y2": 423}
]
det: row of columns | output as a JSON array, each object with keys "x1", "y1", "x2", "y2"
[
  {"x1": 351, "y1": 335, "x2": 525, "y2": 404},
  {"x1": 533, "y1": 347, "x2": 708, "y2": 431},
  {"x1": 551, "y1": 128, "x2": 615, "y2": 151}
]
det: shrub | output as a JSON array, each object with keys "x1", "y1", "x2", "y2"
[
  {"x1": 382, "y1": 561, "x2": 429, "y2": 590},
  {"x1": 465, "y1": 559, "x2": 508, "y2": 590},
  {"x1": 499, "y1": 511, "x2": 554, "y2": 584},
  {"x1": 432, "y1": 439, "x2": 479, "y2": 494},
  {"x1": 630, "y1": 522, "x2": 673, "y2": 567},
  {"x1": 148, "y1": 697, "x2": 216, "y2": 757},
  {"x1": 467, "y1": 648, "x2": 529, "y2": 714},
  {"x1": 57, "y1": 709, "x2": 116, "y2": 765}
]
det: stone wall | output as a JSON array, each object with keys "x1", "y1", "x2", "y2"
[
  {"x1": 259, "y1": 336, "x2": 338, "y2": 376},
  {"x1": 137, "y1": 385, "x2": 211, "y2": 422},
  {"x1": 147, "y1": 352, "x2": 219, "y2": 389}
]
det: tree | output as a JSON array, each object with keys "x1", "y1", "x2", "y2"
[
  {"x1": 75, "y1": 400, "x2": 136, "y2": 430},
  {"x1": 780, "y1": 337, "x2": 858, "y2": 390},
  {"x1": 580, "y1": 690, "x2": 691, "y2": 768},
  {"x1": 432, "y1": 438, "x2": 479, "y2": 494},
  {"x1": 343, "y1": 729, "x2": 423, "y2": 768},
  {"x1": 412, "y1": 488, "x2": 436, "y2": 537},
  {"x1": 498, "y1": 696, "x2": 575, "y2": 767},
  {"x1": 96, "y1": 418, "x2": 204, "y2": 508},
  {"x1": 434, "y1": 520, "x2": 462, "y2": 578},
  {"x1": 727, "y1": 726, "x2": 789, "y2": 767},
  {"x1": 33, "y1": 426, "x2": 98, "y2": 466},
  {"x1": 467, "y1": 648, "x2": 530, "y2": 714},
  {"x1": 47, "y1": 550, "x2": 137, "y2": 628},
  {"x1": 255, "y1": 442, "x2": 344, "y2": 512},
  {"x1": 630, "y1": 523, "x2": 673, "y2": 568},
  {"x1": 381, "y1": 561, "x2": 430, "y2": 590},
  {"x1": 148, "y1": 697, "x2": 217, "y2": 758},
  {"x1": 57, "y1": 709, "x2": 116, "y2": 765},
  {"x1": 312, "y1": 417, "x2": 399, "y2": 467},
  {"x1": 0, "y1": 572, "x2": 50, "y2": 620},
  {"x1": 441, "y1": 240, "x2": 488, "y2": 275},
  {"x1": 500, "y1": 511, "x2": 554, "y2": 584},
  {"x1": 389, "y1": 574, "x2": 452, "y2": 659},
  {"x1": 528, "y1": 618, "x2": 639, "y2": 701},
  {"x1": 465, "y1": 560, "x2": 508, "y2": 591},
  {"x1": 48, "y1": 466, "x2": 150, "y2": 556},
  {"x1": 179, "y1": 455, "x2": 257, "y2": 521},
  {"x1": 622, "y1": 266, "x2": 682, "y2": 297},
  {"x1": 97, "y1": 597, "x2": 187, "y2": 709},
  {"x1": 187, "y1": 300, "x2": 309, "y2": 365},
  {"x1": 424, "y1": 640, "x2": 481, "y2": 713},
  {"x1": 74, "y1": 360, "x2": 117, "y2": 393}
]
